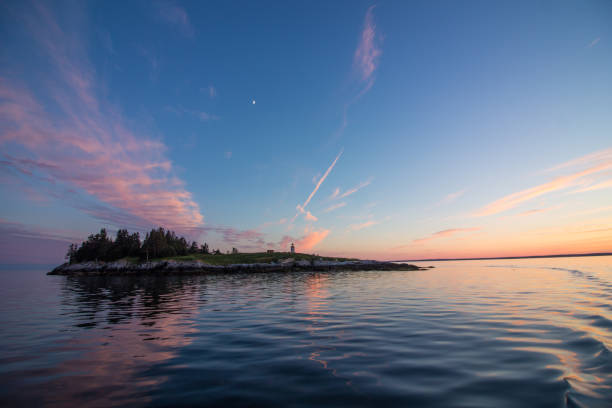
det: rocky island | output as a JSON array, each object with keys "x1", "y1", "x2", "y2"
[
  {"x1": 49, "y1": 227, "x2": 426, "y2": 276},
  {"x1": 48, "y1": 258, "x2": 425, "y2": 276}
]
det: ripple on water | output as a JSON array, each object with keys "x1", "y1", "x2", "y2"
[{"x1": 0, "y1": 258, "x2": 612, "y2": 407}]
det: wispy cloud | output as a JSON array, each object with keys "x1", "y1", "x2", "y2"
[
  {"x1": 515, "y1": 207, "x2": 554, "y2": 217},
  {"x1": 475, "y1": 149, "x2": 612, "y2": 217},
  {"x1": 410, "y1": 227, "x2": 480, "y2": 245},
  {"x1": 197, "y1": 225, "x2": 264, "y2": 246},
  {"x1": 0, "y1": 3, "x2": 203, "y2": 233},
  {"x1": 587, "y1": 37, "x2": 601, "y2": 48},
  {"x1": 292, "y1": 150, "x2": 343, "y2": 222},
  {"x1": 570, "y1": 178, "x2": 612, "y2": 194},
  {"x1": 545, "y1": 148, "x2": 612, "y2": 172},
  {"x1": 331, "y1": 178, "x2": 372, "y2": 200},
  {"x1": 332, "y1": 5, "x2": 382, "y2": 142},
  {"x1": 348, "y1": 220, "x2": 379, "y2": 231},
  {"x1": 354, "y1": 5, "x2": 382, "y2": 86},
  {"x1": 437, "y1": 189, "x2": 466, "y2": 206},
  {"x1": 323, "y1": 202, "x2": 347, "y2": 213},
  {"x1": 154, "y1": 1, "x2": 194, "y2": 37},
  {"x1": 259, "y1": 218, "x2": 287, "y2": 229}
]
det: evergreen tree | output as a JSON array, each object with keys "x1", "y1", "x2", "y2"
[
  {"x1": 74, "y1": 228, "x2": 113, "y2": 262},
  {"x1": 66, "y1": 243, "x2": 78, "y2": 264},
  {"x1": 67, "y1": 227, "x2": 191, "y2": 263}
]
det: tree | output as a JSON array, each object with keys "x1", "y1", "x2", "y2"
[
  {"x1": 67, "y1": 227, "x2": 192, "y2": 263},
  {"x1": 201, "y1": 243, "x2": 209, "y2": 254},
  {"x1": 74, "y1": 228, "x2": 113, "y2": 262},
  {"x1": 109, "y1": 229, "x2": 141, "y2": 259},
  {"x1": 66, "y1": 243, "x2": 78, "y2": 264}
]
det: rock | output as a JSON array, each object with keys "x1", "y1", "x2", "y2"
[{"x1": 47, "y1": 259, "x2": 427, "y2": 276}]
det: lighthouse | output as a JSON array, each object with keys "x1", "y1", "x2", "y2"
[{"x1": 290, "y1": 243, "x2": 295, "y2": 254}]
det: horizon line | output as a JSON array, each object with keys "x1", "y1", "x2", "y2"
[{"x1": 392, "y1": 252, "x2": 612, "y2": 263}]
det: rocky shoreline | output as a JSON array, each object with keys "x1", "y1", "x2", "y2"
[{"x1": 48, "y1": 259, "x2": 427, "y2": 276}]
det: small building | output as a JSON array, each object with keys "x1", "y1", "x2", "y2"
[
  {"x1": 290, "y1": 243, "x2": 295, "y2": 254},
  {"x1": 232, "y1": 247, "x2": 238, "y2": 254},
  {"x1": 267, "y1": 249, "x2": 275, "y2": 254}
]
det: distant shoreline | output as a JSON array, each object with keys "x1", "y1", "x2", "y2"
[{"x1": 395, "y1": 252, "x2": 612, "y2": 263}]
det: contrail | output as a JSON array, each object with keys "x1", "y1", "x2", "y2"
[{"x1": 291, "y1": 149, "x2": 343, "y2": 222}]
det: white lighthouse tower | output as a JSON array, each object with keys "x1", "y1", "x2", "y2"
[{"x1": 290, "y1": 243, "x2": 295, "y2": 254}]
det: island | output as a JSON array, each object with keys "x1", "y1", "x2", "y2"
[{"x1": 48, "y1": 227, "x2": 426, "y2": 276}]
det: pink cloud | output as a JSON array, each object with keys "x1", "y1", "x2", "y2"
[
  {"x1": 209, "y1": 227, "x2": 263, "y2": 245},
  {"x1": 297, "y1": 229, "x2": 330, "y2": 251},
  {"x1": 305, "y1": 211, "x2": 318, "y2": 222},
  {"x1": 515, "y1": 208, "x2": 553, "y2": 217},
  {"x1": 354, "y1": 5, "x2": 382, "y2": 83},
  {"x1": 570, "y1": 178, "x2": 612, "y2": 194},
  {"x1": 409, "y1": 227, "x2": 480, "y2": 245},
  {"x1": 280, "y1": 229, "x2": 331, "y2": 252},
  {"x1": 259, "y1": 218, "x2": 288, "y2": 229},
  {"x1": 330, "y1": 6, "x2": 382, "y2": 144},
  {"x1": 0, "y1": 4, "x2": 203, "y2": 234},
  {"x1": 545, "y1": 148, "x2": 612, "y2": 172},
  {"x1": 475, "y1": 161, "x2": 612, "y2": 217}
]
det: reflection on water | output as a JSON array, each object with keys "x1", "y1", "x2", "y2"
[{"x1": 1, "y1": 257, "x2": 611, "y2": 407}]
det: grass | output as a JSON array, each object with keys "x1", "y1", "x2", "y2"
[{"x1": 147, "y1": 252, "x2": 358, "y2": 266}]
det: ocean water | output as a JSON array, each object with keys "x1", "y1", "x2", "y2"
[{"x1": 0, "y1": 256, "x2": 611, "y2": 407}]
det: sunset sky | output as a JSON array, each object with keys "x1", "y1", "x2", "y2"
[{"x1": 0, "y1": 0, "x2": 611, "y2": 264}]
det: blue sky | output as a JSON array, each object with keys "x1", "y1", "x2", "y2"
[{"x1": 0, "y1": 0, "x2": 611, "y2": 263}]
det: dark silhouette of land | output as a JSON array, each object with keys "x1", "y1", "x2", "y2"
[{"x1": 395, "y1": 252, "x2": 612, "y2": 262}]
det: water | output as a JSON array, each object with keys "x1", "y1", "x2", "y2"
[{"x1": 1, "y1": 257, "x2": 611, "y2": 407}]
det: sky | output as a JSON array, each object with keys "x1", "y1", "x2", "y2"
[{"x1": 0, "y1": 0, "x2": 611, "y2": 264}]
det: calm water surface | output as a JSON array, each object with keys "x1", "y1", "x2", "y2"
[{"x1": 1, "y1": 256, "x2": 611, "y2": 407}]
